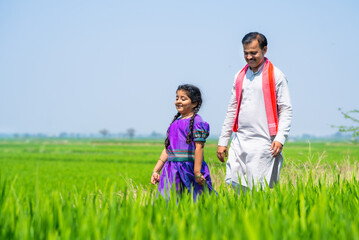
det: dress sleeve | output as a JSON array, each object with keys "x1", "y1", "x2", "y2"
[{"x1": 192, "y1": 120, "x2": 210, "y2": 142}]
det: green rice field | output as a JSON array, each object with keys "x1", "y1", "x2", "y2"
[{"x1": 0, "y1": 139, "x2": 358, "y2": 239}]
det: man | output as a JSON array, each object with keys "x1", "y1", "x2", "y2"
[{"x1": 217, "y1": 32, "x2": 292, "y2": 193}]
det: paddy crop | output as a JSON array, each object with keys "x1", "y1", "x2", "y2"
[{"x1": 0, "y1": 139, "x2": 358, "y2": 239}]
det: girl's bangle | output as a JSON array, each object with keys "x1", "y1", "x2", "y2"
[
  {"x1": 158, "y1": 159, "x2": 166, "y2": 163},
  {"x1": 195, "y1": 173, "x2": 203, "y2": 179},
  {"x1": 152, "y1": 170, "x2": 160, "y2": 175}
]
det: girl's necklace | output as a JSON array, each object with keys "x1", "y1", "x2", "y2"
[{"x1": 181, "y1": 113, "x2": 193, "y2": 119}]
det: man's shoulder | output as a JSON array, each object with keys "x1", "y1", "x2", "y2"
[
  {"x1": 273, "y1": 65, "x2": 285, "y2": 76},
  {"x1": 272, "y1": 65, "x2": 287, "y2": 82},
  {"x1": 234, "y1": 69, "x2": 242, "y2": 80},
  {"x1": 234, "y1": 64, "x2": 248, "y2": 78}
]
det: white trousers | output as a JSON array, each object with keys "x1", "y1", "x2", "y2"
[{"x1": 225, "y1": 133, "x2": 283, "y2": 190}]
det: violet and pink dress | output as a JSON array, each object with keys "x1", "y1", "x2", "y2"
[{"x1": 158, "y1": 115, "x2": 213, "y2": 199}]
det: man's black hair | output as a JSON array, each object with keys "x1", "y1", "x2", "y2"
[{"x1": 242, "y1": 32, "x2": 267, "y2": 50}]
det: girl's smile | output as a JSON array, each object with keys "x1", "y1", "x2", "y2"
[{"x1": 175, "y1": 90, "x2": 197, "y2": 118}]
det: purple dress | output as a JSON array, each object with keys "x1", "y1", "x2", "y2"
[{"x1": 158, "y1": 115, "x2": 214, "y2": 199}]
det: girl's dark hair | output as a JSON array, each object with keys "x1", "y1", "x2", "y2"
[{"x1": 165, "y1": 84, "x2": 203, "y2": 149}]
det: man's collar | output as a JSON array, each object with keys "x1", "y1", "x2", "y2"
[{"x1": 249, "y1": 60, "x2": 266, "y2": 75}]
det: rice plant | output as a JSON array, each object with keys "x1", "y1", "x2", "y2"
[{"x1": 0, "y1": 139, "x2": 358, "y2": 239}]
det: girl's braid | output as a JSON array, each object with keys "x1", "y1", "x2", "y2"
[
  {"x1": 165, "y1": 84, "x2": 203, "y2": 148},
  {"x1": 186, "y1": 104, "x2": 201, "y2": 144},
  {"x1": 165, "y1": 112, "x2": 181, "y2": 149}
]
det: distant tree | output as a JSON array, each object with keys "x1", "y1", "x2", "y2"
[
  {"x1": 59, "y1": 132, "x2": 68, "y2": 138},
  {"x1": 99, "y1": 129, "x2": 109, "y2": 138},
  {"x1": 127, "y1": 128, "x2": 135, "y2": 139},
  {"x1": 150, "y1": 131, "x2": 162, "y2": 139},
  {"x1": 301, "y1": 134, "x2": 312, "y2": 140},
  {"x1": 332, "y1": 108, "x2": 359, "y2": 142},
  {"x1": 333, "y1": 131, "x2": 343, "y2": 138}
]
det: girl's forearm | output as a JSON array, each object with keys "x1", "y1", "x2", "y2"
[
  {"x1": 159, "y1": 148, "x2": 168, "y2": 162},
  {"x1": 194, "y1": 142, "x2": 204, "y2": 175},
  {"x1": 153, "y1": 148, "x2": 168, "y2": 172}
]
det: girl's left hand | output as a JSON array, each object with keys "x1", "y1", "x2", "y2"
[{"x1": 195, "y1": 174, "x2": 206, "y2": 186}]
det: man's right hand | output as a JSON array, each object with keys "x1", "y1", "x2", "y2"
[{"x1": 217, "y1": 146, "x2": 228, "y2": 162}]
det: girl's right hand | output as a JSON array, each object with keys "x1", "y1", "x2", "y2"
[
  {"x1": 151, "y1": 172, "x2": 160, "y2": 184},
  {"x1": 195, "y1": 173, "x2": 206, "y2": 186}
]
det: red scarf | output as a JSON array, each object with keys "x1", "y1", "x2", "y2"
[{"x1": 232, "y1": 58, "x2": 278, "y2": 136}]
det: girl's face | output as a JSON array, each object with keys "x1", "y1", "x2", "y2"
[{"x1": 175, "y1": 90, "x2": 197, "y2": 117}]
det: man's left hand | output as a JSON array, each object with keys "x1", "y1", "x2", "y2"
[{"x1": 270, "y1": 141, "x2": 283, "y2": 157}]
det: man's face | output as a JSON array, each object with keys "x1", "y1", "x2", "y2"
[{"x1": 243, "y1": 39, "x2": 267, "y2": 72}]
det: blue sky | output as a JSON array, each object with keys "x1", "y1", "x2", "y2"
[{"x1": 1, "y1": 0, "x2": 358, "y2": 137}]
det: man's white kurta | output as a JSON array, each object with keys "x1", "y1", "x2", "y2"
[{"x1": 218, "y1": 63, "x2": 292, "y2": 189}]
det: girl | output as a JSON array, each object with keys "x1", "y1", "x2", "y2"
[{"x1": 150, "y1": 84, "x2": 213, "y2": 199}]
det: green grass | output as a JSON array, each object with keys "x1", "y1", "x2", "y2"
[
  {"x1": 0, "y1": 138, "x2": 358, "y2": 239},
  {"x1": 284, "y1": 141, "x2": 359, "y2": 164}
]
